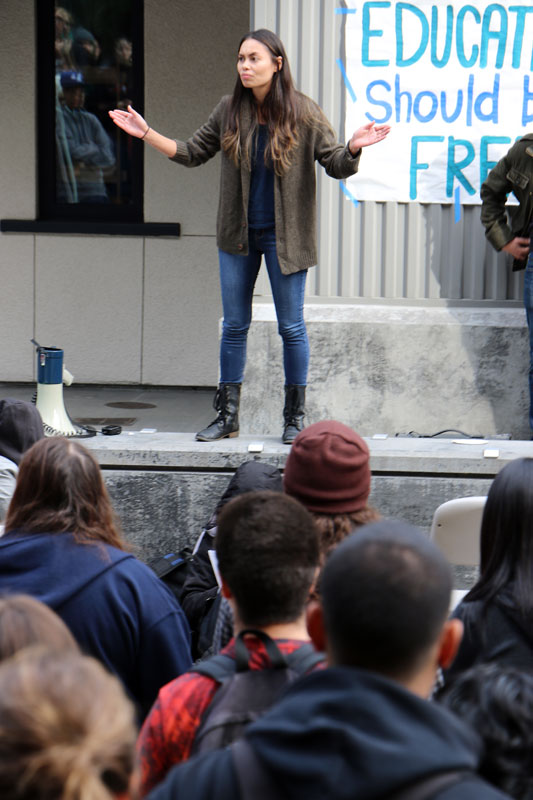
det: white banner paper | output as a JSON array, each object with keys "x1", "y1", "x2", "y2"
[{"x1": 342, "y1": 1, "x2": 533, "y2": 203}]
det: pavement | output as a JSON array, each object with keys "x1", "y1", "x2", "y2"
[{"x1": 0, "y1": 382, "x2": 215, "y2": 434}]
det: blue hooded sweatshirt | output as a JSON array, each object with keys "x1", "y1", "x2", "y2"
[{"x1": 0, "y1": 530, "x2": 192, "y2": 719}]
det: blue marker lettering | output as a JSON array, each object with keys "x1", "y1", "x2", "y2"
[
  {"x1": 447, "y1": 137, "x2": 476, "y2": 197},
  {"x1": 456, "y1": 6, "x2": 480, "y2": 67},
  {"x1": 396, "y1": 3, "x2": 429, "y2": 66},
  {"x1": 410, "y1": 136, "x2": 445, "y2": 199},
  {"x1": 362, "y1": 2, "x2": 391, "y2": 67},
  {"x1": 366, "y1": 80, "x2": 392, "y2": 122},
  {"x1": 480, "y1": 4, "x2": 507, "y2": 69}
]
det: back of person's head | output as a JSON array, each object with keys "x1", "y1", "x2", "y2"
[
  {"x1": 467, "y1": 458, "x2": 533, "y2": 614},
  {"x1": 284, "y1": 420, "x2": 379, "y2": 563},
  {"x1": 320, "y1": 520, "x2": 452, "y2": 679},
  {"x1": 0, "y1": 594, "x2": 79, "y2": 662},
  {"x1": 0, "y1": 648, "x2": 136, "y2": 800},
  {"x1": 208, "y1": 460, "x2": 282, "y2": 529},
  {"x1": 4, "y1": 437, "x2": 125, "y2": 550},
  {"x1": 0, "y1": 399, "x2": 44, "y2": 466},
  {"x1": 216, "y1": 490, "x2": 319, "y2": 627},
  {"x1": 439, "y1": 664, "x2": 533, "y2": 799}
]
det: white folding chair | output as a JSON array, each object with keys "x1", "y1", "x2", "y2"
[
  {"x1": 430, "y1": 496, "x2": 487, "y2": 610},
  {"x1": 429, "y1": 496, "x2": 487, "y2": 567}
]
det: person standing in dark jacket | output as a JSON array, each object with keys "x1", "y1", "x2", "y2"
[
  {"x1": 480, "y1": 137, "x2": 533, "y2": 434},
  {"x1": 146, "y1": 521, "x2": 511, "y2": 800},
  {"x1": 109, "y1": 29, "x2": 389, "y2": 444}
]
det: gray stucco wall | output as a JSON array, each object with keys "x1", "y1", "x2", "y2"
[{"x1": 0, "y1": 0, "x2": 249, "y2": 385}]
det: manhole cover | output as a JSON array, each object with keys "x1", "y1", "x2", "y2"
[
  {"x1": 76, "y1": 417, "x2": 137, "y2": 426},
  {"x1": 105, "y1": 401, "x2": 157, "y2": 410}
]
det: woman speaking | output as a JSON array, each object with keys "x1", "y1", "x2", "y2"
[{"x1": 110, "y1": 29, "x2": 389, "y2": 444}]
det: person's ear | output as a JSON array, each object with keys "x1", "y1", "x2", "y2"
[
  {"x1": 306, "y1": 600, "x2": 327, "y2": 653},
  {"x1": 220, "y1": 577, "x2": 233, "y2": 600},
  {"x1": 438, "y1": 618, "x2": 463, "y2": 669},
  {"x1": 276, "y1": 56, "x2": 282, "y2": 71}
]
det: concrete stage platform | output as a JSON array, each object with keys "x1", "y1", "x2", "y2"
[
  {"x1": 1, "y1": 383, "x2": 531, "y2": 589},
  {"x1": 87, "y1": 429, "x2": 530, "y2": 590}
]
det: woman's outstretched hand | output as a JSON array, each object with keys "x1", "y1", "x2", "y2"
[
  {"x1": 349, "y1": 121, "x2": 391, "y2": 155},
  {"x1": 108, "y1": 105, "x2": 148, "y2": 138}
]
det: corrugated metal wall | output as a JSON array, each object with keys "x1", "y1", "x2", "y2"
[{"x1": 250, "y1": 0, "x2": 523, "y2": 302}]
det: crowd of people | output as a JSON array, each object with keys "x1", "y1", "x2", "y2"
[{"x1": 0, "y1": 396, "x2": 532, "y2": 799}]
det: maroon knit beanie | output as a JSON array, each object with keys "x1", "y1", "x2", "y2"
[{"x1": 283, "y1": 420, "x2": 371, "y2": 514}]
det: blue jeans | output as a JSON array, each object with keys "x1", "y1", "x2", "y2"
[
  {"x1": 525, "y1": 254, "x2": 533, "y2": 431},
  {"x1": 218, "y1": 227, "x2": 309, "y2": 385}
]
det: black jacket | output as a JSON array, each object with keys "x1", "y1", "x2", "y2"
[
  {"x1": 146, "y1": 666, "x2": 510, "y2": 800},
  {"x1": 444, "y1": 588, "x2": 533, "y2": 685}
]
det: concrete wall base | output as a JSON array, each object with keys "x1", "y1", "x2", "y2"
[{"x1": 239, "y1": 303, "x2": 529, "y2": 441}]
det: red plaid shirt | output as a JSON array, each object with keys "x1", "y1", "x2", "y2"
[{"x1": 137, "y1": 637, "x2": 323, "y2": 796}]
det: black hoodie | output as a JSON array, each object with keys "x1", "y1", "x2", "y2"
[
  {"x1": 180, "y1": 461, "x2": 283, "y2": 643},
  {"x1": 146, "y1": 667, "x2": 510, "y2": 800},
  {"x1": 0, "y1": 398, "x2": 44, "y2": 466}
]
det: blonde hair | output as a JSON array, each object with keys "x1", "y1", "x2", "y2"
[
  {"x1": 0, "y1": 594, "x2": 79, "y2": 662},
  {"x1": 0, "y1": 648, "x2": 137, "y2": 800}
]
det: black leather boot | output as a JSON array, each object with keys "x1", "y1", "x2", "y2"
[
  {"x1": 196, "y1": 383, "x2": 241, "y2": 442},
  {"x1": 282, "y1": 385, "x2": 305, "y2": 445}
]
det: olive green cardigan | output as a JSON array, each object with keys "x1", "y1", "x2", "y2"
[{"x1": 170, "y1": 94, "x2": 361, "y2": 275}]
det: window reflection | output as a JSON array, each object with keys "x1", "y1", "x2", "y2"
[{"x1": 54, "y1": 2, "x2": 134, "y2": 206}]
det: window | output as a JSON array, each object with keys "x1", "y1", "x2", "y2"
[{"x1": 37, "y1": 0, "x2": 144, "y2": 222}]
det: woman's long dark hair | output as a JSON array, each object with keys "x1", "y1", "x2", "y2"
[
  {"x1": 4, "y1": 437, "x2": 126, "y2": 550},
  {"x1": 222, "y1": 29, "x2": 323, "y2": 176},
  {"x1": 464, "y1": 458, "x2": 533, "y2": 617}
]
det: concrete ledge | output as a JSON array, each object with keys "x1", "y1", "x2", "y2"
[
  {"x1": 240, "y1": 303, "x2": 529, "y2": 440},
  {"x1": 86, "y1": 432, "x2": 529, "y2": 586}
]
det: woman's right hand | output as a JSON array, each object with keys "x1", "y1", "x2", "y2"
[{"x1": 108, "y1": 105, "x2": 149, "y2": 138}]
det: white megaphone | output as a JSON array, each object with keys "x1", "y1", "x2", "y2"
[{"x1": 32, "y1": 340, "x2": 93, "y2": 438}]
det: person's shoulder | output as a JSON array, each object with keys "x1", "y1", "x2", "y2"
[
  {"x1": 159, "y1": 667, "x2": 219, "y2": 706},
  {"x1": 451, "y1": 597, "x2": 482, "y2": 622},
  {"x1": 212, "y1": 95, "x2": 232, "y2": 115},
  {"x1": 296, "y1": 92, "x2": 324, "y2": 119},
  {"x1": 503, "y1": 133, "x2": 533, "y2": 160}
]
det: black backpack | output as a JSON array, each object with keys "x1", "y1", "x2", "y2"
[
  {"x1": 148, "y1": 550, "x2": 191, "y2": 602},
  {"x1": 190, "y1": 629, "x2": 323, "y2": 755}
]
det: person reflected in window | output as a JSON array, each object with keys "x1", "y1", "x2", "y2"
[
  {"x1": 56, "y1": 70, "x2": 115, "y2": 204},
  {"x1": 54, "y1": 5, "x2": 76, "y2": 73}
]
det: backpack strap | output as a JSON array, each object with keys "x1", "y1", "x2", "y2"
[
  {"x1": 189, "y1": 653, "x2": 237, "y2": 683},
  {"x1": 284, "y1": 643, "x2": 324, "y2": 675},
  {"x1": 234, "y1": 630, "x2": 286, "y2": 671},
  {"x1": 191, "y1": 634, "x2": 323, "y2": 680}
]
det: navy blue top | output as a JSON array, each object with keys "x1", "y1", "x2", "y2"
[
  {"x1": 248, "y1": 125, "x2": 275, "y2": 229},
  {"x1": 0, "y1": 530, "x2": 192, "y2": 720}
]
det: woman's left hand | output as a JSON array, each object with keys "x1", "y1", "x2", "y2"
[{"x1": 349, "y1": 121, "x2": 390, "y2": 155}]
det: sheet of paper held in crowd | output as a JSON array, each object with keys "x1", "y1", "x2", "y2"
[{"x1": 342, "y1": 0, "x2": 533, "y2": 203}]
